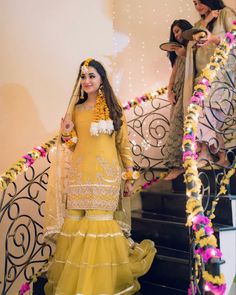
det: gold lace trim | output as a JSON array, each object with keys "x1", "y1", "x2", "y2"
[
  {"x1": 86, "y1": 214, "x2": 113, "y2": 221},
  {"x1": 67, "y1": 197, "x2": 119, "y2": 212},
  {"x1": 52, "y1": 280, "x2": 134, "y2": 295},
  {"x1": 65, "y1": 213, "x2": 83, "y2": 221},
  {"x1": 55, "y1": 258, "x2": 129, "y2": 268},
  {"x1": 59, "y1": 230, "x2": 124, "y2": 238},
  {"x1": 65, "y1": 212, "x2": 113, "y2": 221}
]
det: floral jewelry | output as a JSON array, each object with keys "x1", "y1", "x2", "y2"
[
  {"x1": 61, "y1": 130, "x2": 78, "y2": 148},
  {"x1": 81, "y1": 57, "x2": 93, "y2": 74},
  {"x1": 121, "y1": 170, "x2": 140, "y2": 181},
  {"x1": 90, "y1": 85, "x2": 114, "y2": 136},
  {"x1": 80, "y1": 87, "x2": 84, "y2": 99}
]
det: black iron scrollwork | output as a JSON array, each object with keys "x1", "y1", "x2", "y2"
[{"x1": 0, "y1": 155, "x2": 53, "y2": 295}]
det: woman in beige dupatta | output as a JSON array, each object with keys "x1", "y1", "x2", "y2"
[
  {"x1": 183, "y1": 0, "x2": 236, "y2": 167},
  {"x1": 163, "y1": 19, "x2": 193, "y2": 180}
]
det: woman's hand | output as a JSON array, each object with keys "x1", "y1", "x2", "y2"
[
  {"x1": 196, "y1": 29, "x2": 220, "y2": 47},
  {"x1": 167, "y1": 91, "x2": 176, "y2": 105},
  {"x1": 174, "y1": 46, "x2": 186, "y2": 57},
  {"x1": 124, "y1": 180, "x2": 134, "y2": 197},
  {"x1": 61, "y1": 114, "x2": 74, "y2": 134}
]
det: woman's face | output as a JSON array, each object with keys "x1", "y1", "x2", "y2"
[
  {"x1": 193, "y1": 0, "x2": 211, "y2": 16},
  {"x1": 173, "y1": 25, "x2": 183, "y2": 43},
  {"x1": 80, "y1": 66, "x2": 102, "y2": 95}
]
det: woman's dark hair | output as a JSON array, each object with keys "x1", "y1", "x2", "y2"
[
  {"x1": 199, "y1": 0, "x2": 225, "y2": 32},
  {"x1": 168, "y1": 19, "x2": 193, "y2": 67},
  {"x1": 74, "y1": 59, "x2": 123, "y2": 131}
]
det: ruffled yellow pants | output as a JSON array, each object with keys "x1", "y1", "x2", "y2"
[{"x1": 44, "y1": 210, "x2": 156, "y2": 295}]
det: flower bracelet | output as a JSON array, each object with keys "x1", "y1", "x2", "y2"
[
  {"x1": 121, "y1": 170, "x2": 140, "y2": 182},
  {"x1": 61, "y1": 130, "x2": 78, "y2": 148}
]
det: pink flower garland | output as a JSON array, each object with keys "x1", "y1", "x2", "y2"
[
  {"x1": 22, "y1": 155, "x2": 36, "y2": 167},
  {"x1": 0, "y1": 137, "x2": 57, "y2": 192},
  {"x1": 19, "y1": 282, "x2": 30, "y2": 295},
  {"x1": 34, "y1": 146, "x2": 47, "y2": 157},
  {"x1": 122, "y1": 87, "x2": 167, "y2": 110},
  {"x1": 196, "y1": 247, "x2": 222, "y2": 264},
  {"x1": 141, "y1": 176, "x2": 160, "y2": 189},
  {"x1": 188, "y1": 285, "x2": 197, "y2": 295},
  {"x1": 205, "y1": 282, "x2": 226, "y2": 295},
  {"x1": 182, "y1": 20, "x2": 236, "y2": 295}
]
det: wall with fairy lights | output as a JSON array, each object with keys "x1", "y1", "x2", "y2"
[
  {"x1": 112, "y1": 0, "x2": 235, "y2": 161},
  {"x1": 112, "y1": 0, "x2": 236, "y2": 100}
]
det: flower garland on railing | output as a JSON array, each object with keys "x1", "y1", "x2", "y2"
[
  {"x1": 183, "y1": 21, "x2": 236, "y2": 295},
  {"x1": 132, "y1": 172, "x2": 167, "y2": 194},
  {"x1": 122, "y1": 86, "x2": 167, "y2": 110},
  {"x1": 0, "y1": 136, "x2": 58, "y2": 192},
  {"x1": 206, "y1": 159, "x2": 236, "y2": 221}
]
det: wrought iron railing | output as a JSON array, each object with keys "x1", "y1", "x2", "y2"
[{"x1": 0, "y1": 156, "x2": 53, "y2": 295}]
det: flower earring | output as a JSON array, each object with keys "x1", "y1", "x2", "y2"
[
  {"x1": 80, "y1": 87, "x2": 84, "y2": 99},
  {"x1": 98, "y1": 84, "x2": 104, "y2": 98}
]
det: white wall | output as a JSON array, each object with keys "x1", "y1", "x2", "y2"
[{"x1": 0, "y1": 0, "x2": 113, "y2": 171}]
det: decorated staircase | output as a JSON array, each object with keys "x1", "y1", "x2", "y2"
[{"x1": 130, "y1": 170, "x2": 236, "y2": 295}]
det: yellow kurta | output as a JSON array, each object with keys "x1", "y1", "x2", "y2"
[
  {"x1": 44, "y1": 105, "x2": 156, "y2": 295},
  {"x1": 65, "y1": 104, "x2": 134, "y2": 212}
]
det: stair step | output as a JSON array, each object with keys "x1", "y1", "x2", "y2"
[
  {"x1": 132, "y1": 210, "x2": 235, "y2": 254},
  {"x1": 132, "y1": 211, "x2": 189, "y2": 251},
  {"x1": 139, "y1": 281, "x2": 188, "y2": 295},
  {"x1": 140, "y1": 247, "x2": 189, "y2": 290},
  {"x1": 140, "y1": 192, "x2": 234, "y2": 226}
]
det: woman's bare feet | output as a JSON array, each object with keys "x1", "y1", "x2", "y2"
[
  {"x1": 197, "y1": 146, "x2": 212, "y2": 168},
  {"x1": 197, "y1": 143, "x2": 212, "y2": 168},
  {"x1": 215, "y1": 158, "x2": 230, "y2": 167},
  {"x1": 164, "y1": 168, "x2": 185, "y2": 180},
  {"x1": 197, "y1": 155, "x2": 212, "y2": 168},
  {"x1": 215, "y1": 151, "x2": 230, "y2": 167}
]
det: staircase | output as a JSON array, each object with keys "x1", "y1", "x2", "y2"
[{"x1": 131, "y1": 169, "x2": 236, "y2": 295}]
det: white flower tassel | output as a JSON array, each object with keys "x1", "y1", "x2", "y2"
[
  {"x1": 98, "y1": 120, "x2": 107, "y2": 133},
  {"x1": 106, "y1": 120, "x2": 114, "y2": 134},
  {"x1": 90, "y1": 122, "x2": 100, "y2": 136},
  {"x1": 90, "y1": 120, "x2": 114, "y2": 136}
]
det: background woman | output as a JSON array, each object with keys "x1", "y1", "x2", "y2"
[
  {"x1": 163, "y1": 19, "x2": 193, "y2": 180},
  {"x1": 184, "y1": 0, "x2": 236, "y2": 167},
  {"x1": 43, "y1": 58, "x2": 156, "y2": 295}
]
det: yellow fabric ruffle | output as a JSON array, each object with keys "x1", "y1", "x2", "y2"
[{"x1": 44, "y1": 210, "x2": 156, "y2": 295}]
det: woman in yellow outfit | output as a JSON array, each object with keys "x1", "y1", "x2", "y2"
[{"x1": 43, "y1": 58, "x2": 156, "y2": 295}]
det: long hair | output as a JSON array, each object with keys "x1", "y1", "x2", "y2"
[
  {"x1": 199, "y1": 0, "x2": 225, "y2": 32},
  {"x1": 168, "y1": 19, "x2": 193, "y2": 67},
  {"x1": 75, "y1": 59, "x2": 123, "y2": 131}
]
